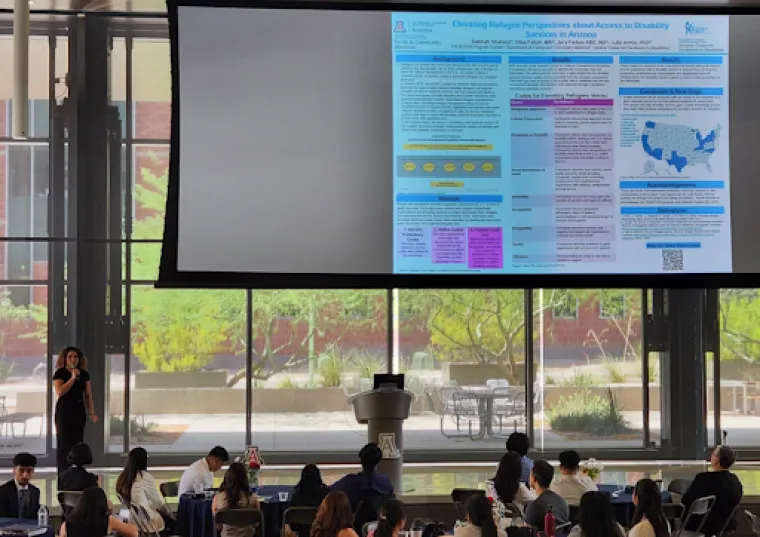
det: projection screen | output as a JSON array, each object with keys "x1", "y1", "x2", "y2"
[{"x1": 160, "y1": 1, "x2": 760, "y2": 288}]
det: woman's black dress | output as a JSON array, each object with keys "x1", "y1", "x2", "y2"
[{"x1": 53, "y1": 367, "x2": 90, "y2": 473}]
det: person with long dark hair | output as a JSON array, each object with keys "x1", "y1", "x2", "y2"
[
  {"x1": 53, "y1": 347, "x2": 98, "y2": 473},
  {"x1": 493, "y1": 451, "x2": 536, "y2": 513},
  {"x1": 567, "y1": 491, "x2": 625, "y2": 537},
  {"x1": 212, "y1": 462, "x2": 260, "y2": 537},
  {"x1": 60, "y1": 487, "x2": 138, "y2": 537},
  {"x1": 506, "y1": 433, "x2": 533, "y2": 484},
  {"x1": 455, "y1": 494, "x2": 506, "y2": 537},
  {"x1": 372, "y1": 499, "x2": 406, "y2": 537},
  {"x1": 292, "y1": 464, "x2": 329, "y2": 508},
  {"x1": 630, "y1": 479, "x2": 670, "y2": 537},
  {"x1": 116, "y1": 447, "x2": 174, "y2": 533},
  {"x1": 311, "y1": 491, "x2": 358, "y2": 537}
]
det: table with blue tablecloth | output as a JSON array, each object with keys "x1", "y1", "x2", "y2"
[
  {"x1": 0, "y1": 518, "x2": 54, "y2": 537},
  {"x1": 597, "y1": 484, "x2": 672, "y2": 527},
  {"x1": 178, "y1": 485, "x2": 295, "y2": 537}
]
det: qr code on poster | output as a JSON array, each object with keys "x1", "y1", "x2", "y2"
[{"x1": 662, "y1": 249, "x2": 684, "y2": 271}]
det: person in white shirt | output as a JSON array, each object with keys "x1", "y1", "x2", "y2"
[
  {"x1": 116, "y1": 447, "x2": 176, "y2": 533},
  {"x1": 551, "y1": 450, "x2": 597, "y2": 505},
  {"x1": 629, "y1": 479, "x2": 670, "y2": 537},
  {"x1": 178, "y1": 446, "x2": 230, "y2": 496}
]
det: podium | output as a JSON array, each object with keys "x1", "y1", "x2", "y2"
[{"x1": 350, "y1": 387, "x2": 414, "y2": 493}]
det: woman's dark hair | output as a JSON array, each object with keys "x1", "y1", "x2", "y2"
[
  {"x1": 115, "y1": 447, "x2": 148, "y2": 503},
  {"x1": 220, "y1": 462, "x2": 251, "y2": 509},
  {"x1": 296, "y1": 464, "x2": 324, "y2": 491},
  {"x1": 67, "y1": 487, "x2": 109, "y2": 536},
  {"x1": 466, "y1": 495, "x2": 497, "y2": 537},
  {"x1": 311, "y1": 491, "x2": 353, "y2": 537},
  {"x1": 67, "y1": 443, "x2": 94, "y2": 466},
  {"x1": 632, "y1": 479, "x2": 669, "y2": 537},
  {"x1": 578, "y1": 492, "x2": 621, "y2": 537},
  {"x1": 506, "y1": 433, "x2": 530, "y2": 457},
  {"x1": 56, "y1": 346, "x2": 87, "y2": 370},
  {"x1": 375, "y1": 499, "x2": 406, "y2": 537},
  {"x1": 493, "y1": 451, "x2": 522, "y2": 504}
]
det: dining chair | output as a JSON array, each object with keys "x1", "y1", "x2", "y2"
[
  {"x1": 672, "y1": 495, "x2": 716, "y2": 537},
  {"x1": 282, "y1": 507, "x2": 318, "y2": 537},
  {"x1": 57, "y1": 490, "x2": 83, "y2": 519}
]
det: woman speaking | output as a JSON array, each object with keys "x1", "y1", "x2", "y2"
[{"x1": 53, "y1": 347, "x2": 98, "y2": 473}]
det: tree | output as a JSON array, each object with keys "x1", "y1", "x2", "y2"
[
  {"x1": 403, "y1": 289, "x2": 574, "y2": 384},
  {"x1": 720, "y1": 289, "x2": 760, "y2": 362},
  {"x1": 580, "y1": 289, "x2": 643, "y2": 361}
]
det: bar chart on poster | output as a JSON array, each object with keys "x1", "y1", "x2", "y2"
[{"x1": 166, "y1": 4, "x2": 760, "y2": 283}]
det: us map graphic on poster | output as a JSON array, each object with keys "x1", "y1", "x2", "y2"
[{"x1": 391, "y1": 14, "x2": 729, "y2": 275}]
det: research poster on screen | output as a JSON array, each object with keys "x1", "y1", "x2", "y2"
[{"x1": 391, "y1": 14, "x2": 730, "y2": 274}]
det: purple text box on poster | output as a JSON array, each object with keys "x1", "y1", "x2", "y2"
[
  {"x1": 467, "y1": 227, "x2": 503, "y2": 269},
  {"x1": 397, "y1": 227, "x2": 430, "y2": 258},
  {"x1": 432, "y1": 227, "x2": 466, "y2": 264}
]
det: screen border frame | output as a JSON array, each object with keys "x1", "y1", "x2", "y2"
[{"x1": 160, "y1": 0, "x2": 760, "y2": 289}]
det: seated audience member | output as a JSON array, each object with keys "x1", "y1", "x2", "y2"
[
  {"x1": 568, "y1": 491, "x2": 625, "y2": 537},
  {"x1": 370, "y1": 499, "x2": 406, "y2": 537},
  {"x1": 116, "y1": 447, "x2": 175, "y2": 533},
  {"x1": 212, "y1": 462, "x2": 260, "y2": 537},
  {"x1": 59, "y1": 443, "x2": 99, "y2": 492},
  {"x1": 310, "y1": 491, "x2": 359, "y2": 537},
  {"x1": 506, "y1": 432, "x2": 533, "y2": 484},
  {"x1": 292, "y1": 464, "x2": 329, "y2": 508},
  {"x1": 524, "y1": 460, "x2": 569, "y2": 530},
  {"x1": 0, "y1": 453, "x2": 40, "y2": 519},
  {"x1": 178, "y1": 445, "x2": 230, "y2": 496},
  {"x1": 630, "y1": 479, "x2": 670, "y2": 537},
  {"x1": 551, "y1": 451, "x2": 597, "y2": 505},
  {"x1": 682, "y1": 445, "x2": 743, "y2": 537},
  {"x1": 289, "y1": 464, "x2": 330, "y2": 537},
  {"x1": 455, "y1": 494, "x2": 507, "y2": 537},
  {"x1": 330, "y1": 443, "x2": 393, "y2": 511},
  {"x1": 60, "y1": 487, "x2": 138, "y2": 537},
  {"x1": 493, "y1": 451, "x2": 537, "y2": 515}
]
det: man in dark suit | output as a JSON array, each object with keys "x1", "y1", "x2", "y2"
[
  {"x1": 683, "y1": 445, "x2": 743, "y2": 537},
  {"x1": 0, "y1": 453, "x2": 40, "y2": 519}
]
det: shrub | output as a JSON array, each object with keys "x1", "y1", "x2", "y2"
[
  {"x1": 319, "y1": 355, "x2": 345, "y2": 388},
  {"x1": 547, "y1": 389, "x2": 630, "y2": 436},
  {"x1": 605, "y1": 361, "x2": 626, "y2": 384},
  {"x1": 353, "y1": 352, "x2": 384, "y2": 379},
  {"x1": 0, "y1": 359, "x2": 15, "y2": 383},
  {"x1": 277, "y1": 376, "x2": 298, "y2": 389},
  {"x1": 559, "y1": 370, "x2": 598, "y2": 387}
]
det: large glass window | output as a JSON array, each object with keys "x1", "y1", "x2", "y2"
[
  {"x1": 534, "y1": 289, "x2": 645, "y2": 450},
  {"x1": 717, "y1": 289, "x2": 759, "y2": 447},
  {"x1": 398, "y1": 290, "x2": 528, "y2": 450}
]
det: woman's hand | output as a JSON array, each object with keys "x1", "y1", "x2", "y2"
[
  {"x1": 90, "y1": 413, "x2": 99, "y2": 423},
  {"x1": 71, "y1": 368, "x2": 80, "y2": 379}
]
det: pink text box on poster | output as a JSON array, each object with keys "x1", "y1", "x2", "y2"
[
  {"x1": 467, "y1": 227, "x2": 503, "y2": 269},
  {"x1": 432, "y1": 227, "x2": 466, "y2": 264}
]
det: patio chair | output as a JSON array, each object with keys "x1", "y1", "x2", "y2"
[
  {"x1": 426, "y1": 387, "x2": 484, "y2": 439},
  {"x1": 130, "y1": 504, "x2": 163, "y2": 537},
  {"x1": 672, "y1": 495, "x2": 716, "y2": 537},
  {"x1": 491, "y1": 387, "x2": 527, "y2": 434},
  {"x1": 215, "y1": 508, "x2": 264, "y2": 537},
  {"x1": 662, "y1": 503, "x2": 685, "y2": 530}
]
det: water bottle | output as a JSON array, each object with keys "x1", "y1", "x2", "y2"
[
  {"x1": 544, "y1": 506, "x2": 555, "y2": 537},
  {"x1": 37, "y1": 506, "x2": 48, "y2": 527}
]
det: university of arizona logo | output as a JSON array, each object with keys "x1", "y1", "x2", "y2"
[
  {"x1": 378, "y1": 433, "x2": 400, "y2": 459},
  {"x1": 685, "y1": 21, "x2": 709, "y2": 35}
]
